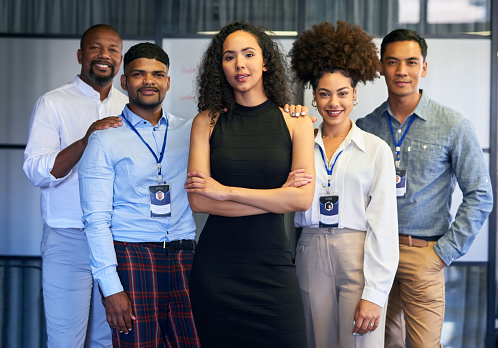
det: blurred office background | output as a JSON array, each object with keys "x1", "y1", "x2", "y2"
[{"x1": 0, "y1": 0, "x2": 495, "y2": 347}]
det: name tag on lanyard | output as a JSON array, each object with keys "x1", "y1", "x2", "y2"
[
  {"x1": 149, "y1": 184, "x2": 172, "y2": 217},
  {"x1": 396, "y1": 169, "x2": 407, "y2": 198},
  {"x1": 319, "y1": 195, "x2": 339, "y2": 227},
  {"x1": 318, "y1": 146, "x2": 343, "y2": 227},
  {"x1": 389, "y1": 115, "x2": 415, "y2": 199},
  {"x1": 123, "y1": 113, "x2": 172, "y2": 217}
]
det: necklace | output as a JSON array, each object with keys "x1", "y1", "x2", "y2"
[{"x1": 322, "y1": 133, "x2": 347, "y2": 139}]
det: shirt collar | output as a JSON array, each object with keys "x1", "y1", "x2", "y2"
[
  {"x1": 74, "y1": 75, "x2": 119, "y2": 103},
  {"x1": 122, "y1": 104, "x2": 168, "y2": 127},
  {"x1": 315, "y1": 120, "x2": 366, "y2": 153},
  {"x1": 410, "y1": 89, "x2": 429, "y2": 121},
  {"x1": 385, "y1": 89, "x2": 429, "y2": 122}
]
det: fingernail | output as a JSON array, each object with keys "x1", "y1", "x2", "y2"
[
  {"x1": 291, "y1": 112, "x2": 295, "y2": 116},
  {"x1": 285, "y1": 108, "x2": 289, "y2": 112},
  {"x1": 301, "y1": 112, "x2": 306, "y2": 115}
]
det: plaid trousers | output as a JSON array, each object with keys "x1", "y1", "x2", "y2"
[{"x1": 110, "y1": 241, "x2": 200, "y2": 348}]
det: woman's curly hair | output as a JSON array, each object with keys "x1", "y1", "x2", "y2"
[
  {"x1": 196, "y1": 21, "x2": 292, "y2": 124},
  {"x1": 289, "y1": 21, "x2": 381, "y2": 90}
]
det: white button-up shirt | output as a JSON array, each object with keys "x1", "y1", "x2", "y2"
[
  {"x1": 295, "y1": 121, "x2": 399, "y2": 306},
  {"x1": 23, "y1": 76, "x2": 128, "y2": 228}
]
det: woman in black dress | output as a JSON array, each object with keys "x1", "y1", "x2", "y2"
[{"x1": 184, "y1": 22, "x2": 315, "y2": 347}]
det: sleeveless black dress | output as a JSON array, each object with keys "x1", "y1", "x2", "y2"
[{"x1": 189, "y1": 100, "x2": 307, "y2": 348}]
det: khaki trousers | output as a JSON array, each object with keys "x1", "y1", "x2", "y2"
[
  {"x1": 385, "y1": 241, "x2": 445, "y2": 348},
  {"x1": 295, "y1": 228, "x2": 387, "y2": 348}
]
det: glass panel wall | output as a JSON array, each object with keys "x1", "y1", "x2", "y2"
[
  {"x1": 0, "y1": 0, "x2": 156, "y2": 36},
  {"x1": 162, "y1": 0, "x2": 298, "y2": 35},
  {"x1": 305, "y1": 0, "x2": 490, "y2": 36},
  {"x1": 1, "y1": 0, "x2": 490, "y2": 37},
  {"x1": 305, "y1": 0, "x2": 399, "y2": 37}
]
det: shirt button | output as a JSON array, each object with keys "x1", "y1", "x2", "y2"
[{"x1": 398, "y1": 129, "x2": 402, "y2": 134}]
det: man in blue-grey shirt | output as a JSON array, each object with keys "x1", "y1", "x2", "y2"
[
  {"x1": 78, "y1": 43, "x2": 200, "y2": 347},
  {"x1": 356, "y1": 29, "x2": 493, "y2": 348}
]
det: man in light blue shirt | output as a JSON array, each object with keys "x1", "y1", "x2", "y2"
[
  {"x1": 356, "y1": 29, "x2": 492, "y2": 348},
  {"x1": 79, "y1": 43, "x2": 200, "y2": 347}
]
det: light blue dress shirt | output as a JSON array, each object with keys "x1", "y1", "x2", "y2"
[
  {"x1": 79, "y1": 104, "x2": 196, "y2": 296},
  {"x1": 356, "y1": 90, "x2": 493, "y2": 266}
]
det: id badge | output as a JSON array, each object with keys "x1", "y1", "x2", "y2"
[
  {"x1": 149, "y1": 184, "x2": 171, "y2": 217},
  {"x1": 319, "y1": 195, "x2": 339, "y2": 227},
  {"x1": 396, "y1": 169, "x2": 407, "y2": 198}
]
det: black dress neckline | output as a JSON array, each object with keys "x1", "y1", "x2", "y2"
[{"x1": 234, "y1": 99, "x2": 275, "y2": 117}]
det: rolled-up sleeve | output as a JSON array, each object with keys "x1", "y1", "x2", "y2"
[
  {"x1": 79, "y1": 132, "x2": 123, "y2": 297},
  {"x1": 23, "y1": 96, "x2": 72, "y2": 187},
  {"x1": 434, "y1": 118, "x2": 493, "y2": 265}
]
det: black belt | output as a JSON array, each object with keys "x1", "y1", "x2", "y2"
[
  {"x1": 155, "y1": 239, "x2": 195, "y2": 250},
  {"x1": 116, "y1": 239, "x2": 196, "y2": 250}
]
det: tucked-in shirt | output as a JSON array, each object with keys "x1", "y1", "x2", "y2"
[
  {"x1": 295, "y1": 121, "x2": 399, "y2": 307},
  {"x1": 23, "y1": 75, "x2": 128, "y2": 228},
  {"x1": 78, "y1": 105, "x2": 196, "y2": 297},
  {"x1": 356, "y1": 90, "x2": 493, "y2": 266}
]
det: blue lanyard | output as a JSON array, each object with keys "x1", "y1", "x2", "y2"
[
  {"x1": 318, "y1": 146, "x2": 343, "y2": 193},
  {"x1": 122, "y1": 112, "x2": 169, "y2": 183},
  {"x1": 388, "y1": 115, "x2": 415, "y2": 168}
]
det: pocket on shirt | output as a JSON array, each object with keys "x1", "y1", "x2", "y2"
[{"x1": 407, "y1": 141, "x2": 446, "y2": 180}]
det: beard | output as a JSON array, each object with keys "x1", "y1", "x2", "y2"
[
  {"x1": 130, "y1": 89, "x2": 163, "y2": 109},
  {"x1": 88, "y1": 63, "x2": 115, "y2": 86}
]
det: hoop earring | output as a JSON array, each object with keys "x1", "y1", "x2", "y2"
[
  {"x1": 311, "y1": 98, "x2": 317, "y2": 109},
  {"x1": 353, "y1": 97, "x2": 359, "y2": 109}
]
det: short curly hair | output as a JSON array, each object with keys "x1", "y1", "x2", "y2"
[
  {"x1": 196, "y1": 21, "x2": 292, "y2": 124},
  {"x1": 289, "y1": 21, "x2": 380, "y2": 90},
  {"x1": 124, "y1": 42, "x2": 170, "y2": 74}
]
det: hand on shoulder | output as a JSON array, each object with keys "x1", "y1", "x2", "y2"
[{"x1": 283, "y1": 103, "x2": 317, "y2": 123}]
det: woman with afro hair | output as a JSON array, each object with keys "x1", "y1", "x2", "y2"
[
  {"x1": 289, "y1": 21, "x2": 399, "y2": 348},
  {"x1": 184, "y1": 21, "x2": 315, "y2": 347}
]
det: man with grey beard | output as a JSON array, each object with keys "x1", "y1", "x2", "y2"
[{"x1": 23, "y1": 24, "x2": 128, "y2": 348}]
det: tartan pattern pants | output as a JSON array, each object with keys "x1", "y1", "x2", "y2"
[{"x1": 110, "y1": 241, "x2": 200, "y2": 348}]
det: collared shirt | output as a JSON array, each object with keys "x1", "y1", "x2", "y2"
[
  {"x1": 356, "y1": 90, "x2": 493, "y2": 265},
  {"x1": 295, "y1": 121, "x2": 399, "y2": 307},
  {"x1": 78, "y1": 105, "x2": 196, "y2": 297},
  {"x1": 23, "y1": 75, "x2": 128, "y2": 228}
]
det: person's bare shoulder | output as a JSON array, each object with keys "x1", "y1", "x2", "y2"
[
  {"x1": 280, "y1": 106, "x2": 313, "y2": 140},
  {"x1": 192, "y1": 109, "x2": 222, "y2": 138}
]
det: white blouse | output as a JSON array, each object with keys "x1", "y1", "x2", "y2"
[{"x1": 294, "y1": 121, "x2": 399, "y2": 307}]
